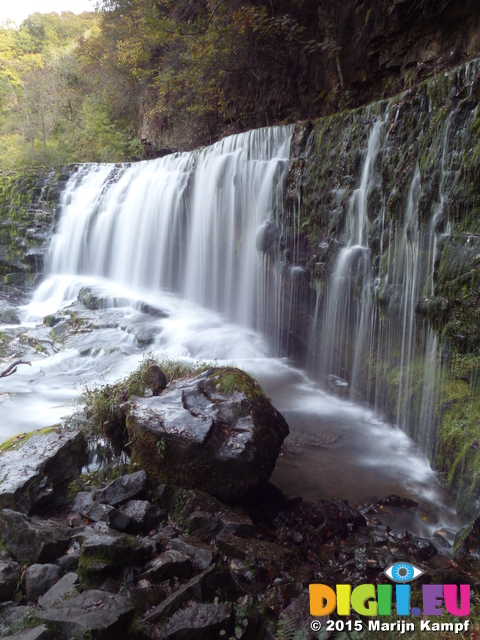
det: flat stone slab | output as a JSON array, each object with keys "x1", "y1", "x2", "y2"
[
  {"x1": 7, "y1": 625, "x2": 51, "y2": 640},
  {"x1": 159, "y1": 601, "x2": 232, "y2": 639},
  {"x1": 39, "y1": 572, "x2": 79, "y2": 609},
  {"x1": 0, "y1": 428, "x2": 87, "y2": 514},
  {"x1": 38, "y1": 589, "x2": 134, "y2": 639}
]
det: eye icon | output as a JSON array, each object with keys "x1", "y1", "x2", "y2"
[{"x1": 384, "y1": 562, "x2": 424, "y2": 583}]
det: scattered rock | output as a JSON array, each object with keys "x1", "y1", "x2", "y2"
[
  {"x1": 0, "y1": 510, "x2": 70, "y2": 564},
  {"x1": 145, "y1": 565, "x2": 239, "y2": 623},
  {"x1": 96, "y1": 470, "x2": 148, "y2": 506},
  {"x1": 141, "y1": 550, "x2": 192, "y2": 582},
  {"x1": 25, "y1": 564, "x2": 62, "y2": 601},
  {"x1": 158, "y1": 601, "x2": 233, "y2": 639},
  {"x1": 75, "y1": 522, "x2": 153, "y2": 581},
  {"x1": 0, "y1": 559, "x2": 21, "y2": 601},
  {"x1": 38, "y1": 589, "x2": 134, "y2": 639},
  {"x1": 120, "y1": 500, "x2": 164, "y2": 534},
  {"x1": 167, "y1": 539, "x2": 214, "y2": 571}
]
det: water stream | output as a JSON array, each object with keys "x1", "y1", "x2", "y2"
[{"x1": 0, "y1": 123, "x2": 461, "y2": 547}]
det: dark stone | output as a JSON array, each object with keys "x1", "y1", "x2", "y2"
[
  {"x1": 0, "y1": 559, "x2": 21, "y2": 601},
  {"x1": 75, "y1": 522, "x2": 153, "y2": 581},
  {"x1": 158, "y1": 601, "x2": 233, "y2": 639},
  {"x1": 142, "y1": 364, "x2": 167, "y2": 395},
  {"x1": 0, "y1": 310, "x2": 20, "y2": 324},
  {"x1": 0, "y1": 510, "x2": 70, "y2": 564},
  {"x1": 56, "y1": 549, "x2": 81, "y2": 572},
  {"x1": 38, "y1": 589, "x2": 134, "y2": 640},
  {"x1": 38, "y1": 573, "x2": 79, "y2": 609},
  {"x1": 145, "y1": 565, "x2": 239, "y2": 623},
  {"x1": 138, "y1": 303, "x2": 168, "y2": 318},
  {"x1": 73, "y1": 498, "x2": 131, "y2": 532},
  {"x1": 7, "y1": 626, "x2": 52, "y2": 640},
  {"x1": 454, "y1": 515, "x2": 480, "y2": 558},
  {"x1": 255, "y1": 220, "x2": 281, "y2": 258},
  {"x1": 216, "y1": 534, "x2": 293, "y2": 573},
  {"x1": 96, "y1": 471, "x2": 148, "y2": 506},
  {"x1": 377, "y1": 495, "x2": 418, "y2": 509},
  {"x1": 141, "y1": 550, "x2": 192, "y2": 582},
  {"x1": 0, "y1": 429, "x2": 87, "y2": 514},
  {"x1": 25, "y1": 564, "x2": 62, "y2": 602},
  {"x1": 129, "y1": 584, "x2": 166, "y2": 611},
  {"x1": 42, "y1": 315, "x2": 62, "y2": 328},
  {"x1": 126, "y1": 368, "x2": 289, "y2": 503},
  {"x1": 167, "y1": 539, "x2": 214, "y2": 571},
  {"x1": 72, "y1": 491, "x2": 96, "y2": 518},
  {"x1": 120, "y1": 500, "x2": 164, "y2": 534}
]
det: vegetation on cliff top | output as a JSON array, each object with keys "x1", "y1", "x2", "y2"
[{"x1": 1, "y1": 0, "x2": 476, "y2": 167}]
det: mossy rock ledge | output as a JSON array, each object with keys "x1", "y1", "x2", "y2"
[{"x1": 126, "y1": 367, "x2": 289, "y2": 504}]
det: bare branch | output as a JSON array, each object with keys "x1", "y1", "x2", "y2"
[{"x1": 0, "y1": 360, "x2": 32, "y2": 379}]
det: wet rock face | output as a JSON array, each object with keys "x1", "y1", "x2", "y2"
[
  {"x1": 0, "y1": 428, "x2": 87, "y2": 514},
  {"x1": 126, "y1": 367, "x2": 289, "y2": 503}
]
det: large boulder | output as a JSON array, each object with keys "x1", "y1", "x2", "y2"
[
  {"x1": 0, "y1": 427, "x2": 87, "y2": 514},
  {"x1": 126, "y1": 368, "x2": 289, "y2": 503}
]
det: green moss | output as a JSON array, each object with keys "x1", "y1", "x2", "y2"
[
  {"x1": 0, "y1": 426, "x2": 60, "y2": 454},
  {"x1": 435, "y1": 365, "x2": 480, "y2": 519},
  {"x1": 209, "y1": 367, "x2": 266, "y2": 402},
  {"x1": 81, "y1": 355, "x2": 209, "y2": 440}
]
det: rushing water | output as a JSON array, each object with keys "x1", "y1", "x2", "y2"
[{"x1": 0, "y1": 124, "x2": 462, "y2": 546}]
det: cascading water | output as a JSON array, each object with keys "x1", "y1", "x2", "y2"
[
  {"x1": 2, "y1": 115, "x2": 465, "y2": 545},
  {"x1": 36, "y1": 127, "x2": 292, "y2": 334}
]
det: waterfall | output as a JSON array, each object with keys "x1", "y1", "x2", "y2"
[
  {"x1": 34, "y1": 126, "x2": 293, "y2": 337},
  {"x1": 304, "y1": 59, "x2": 480, "y2": 463},
  {"x1": 15, "y1": 101, "x2": 467, "y2": 536}
]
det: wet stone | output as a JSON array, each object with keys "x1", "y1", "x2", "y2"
[
  {"x1": 0, "y1": 429, "x2": 87, "y2": 514},
  {"x1": 96, "y1": 470, "x2": 148, "y2": 506},
  {"x1": 377, "y1": 494, "x2": 418, "y2": 509},
  {"x1": 126, "y1": 368, "x2": 289, "y2": 504},
  {"x1": 55, "y1": 548, "x2": 80, "y2": 572},
  {"x1": 75, "y1": 522, "x2": 153, "y2": 579},
  {"x1": 216, "y1": 533, "x2": 293, "y2": 573}
]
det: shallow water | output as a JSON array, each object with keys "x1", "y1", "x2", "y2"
[{"x1": 0, "y1": 274, "x2": 461, "y2": 548}]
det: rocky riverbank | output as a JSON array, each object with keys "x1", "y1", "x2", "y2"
[{"x1": 0, "y1": 362, "x2": 480, "y2": 640}]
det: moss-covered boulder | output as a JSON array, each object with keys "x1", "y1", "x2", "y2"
[{"x1": 126, "y1": 367, "x2": 289, "y2": 504}]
